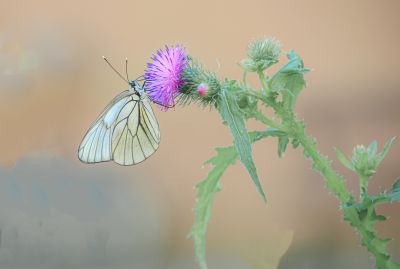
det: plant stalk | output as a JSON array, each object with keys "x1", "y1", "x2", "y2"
[{"x1": 253, "y1": 72, "x2": 400, "y2": 269}]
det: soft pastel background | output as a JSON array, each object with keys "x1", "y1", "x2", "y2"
[{"x1": 1, "y1": 0, "x2": 399, "y2": 268}]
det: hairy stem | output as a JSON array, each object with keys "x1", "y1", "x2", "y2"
[
  {"x1": 252, "y1": 72, "x2": 400, "y2": 269},
  {"x1": 280, "y1": 106, "x2": 398, "y2": 269},
  {"x1": 251, "y1": 110, "x2": 287, "y2": 132},
  {"x1": 360, "y1": 175, "x2": 369, "y2": 200}
]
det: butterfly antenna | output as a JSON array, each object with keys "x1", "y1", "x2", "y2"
[
  {"x1": 102, "y1": 56, "x2": 129, "y2": 84},
  {"x1": 135, "y1": 75, "x2": 145, "y2": 81},
  {"x1": 125, "y1": 57, "x2": 130, "y2": 82}
]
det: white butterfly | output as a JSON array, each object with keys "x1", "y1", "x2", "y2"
[{"x1": 78, "y1": 58, "x2": 160, "y2": 165}]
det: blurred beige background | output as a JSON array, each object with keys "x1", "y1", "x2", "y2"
[{"x1": 0, "y1": 0, "x2": 399, "y2": 268}]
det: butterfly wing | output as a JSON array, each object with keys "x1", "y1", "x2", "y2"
[
  {"x1": 112, "y1": 94, "x2": 160, "y2": 165},
  {"x1": 78, "y1": 91, "x2": 160, "y2": 165},
  {"x1": 78, "y1": 90, "x2": 133, "y2": 163}
]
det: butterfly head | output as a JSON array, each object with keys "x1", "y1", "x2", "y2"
[
  {"x1": 129, "y1": 80, "x2": 138, "y2": 88},
  {"x1": 129, "y1": 80, "x2": 145, "y2": 97}
]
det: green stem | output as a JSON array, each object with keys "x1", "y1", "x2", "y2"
[
  {"x1": 251, "y1": 72, "x2": 400, "y2": 269},
  {"x1": 257, "y1": 71, "x2": 269, "y2": 92},
  {"x1": 357, "y1": 207, "x2": 399, "y2": 269},
  {"x1": 288, "y1": 117, "x2": 352, "y2": 203},
  {"x1": 282, "y1": 110, "x2": 399, "y2": 269},
  {"x1": 360, "y1": 175, "x2": 369, "y2": 201},
  {"x1": 251, "y1": 110, "x2": 287, "y2": 132}
]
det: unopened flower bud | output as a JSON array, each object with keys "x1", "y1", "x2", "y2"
[
  {"x1": 197, "y1": 83, "x2": 208, "y2": 96},
  {"x1": 243, "y1": 38, "x2": 281, "y2": 72}
]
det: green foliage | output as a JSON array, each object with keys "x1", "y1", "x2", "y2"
[
  {"x1": 181, "y1": 40, "x2": 399, "y2": 269},
  {"x1": 356, "y1": 206, "x2": 399, "y2": 269},
  {"x1": 269, "y1": 50, "x2": 309, "y2": 109},
  {"x1": 190, "y1": 130, "x2": 280, "y2": 269},
  {"x1": 346, "y1": 138, "x2": 396, "y2": 178},
  {"x1": 190, "y1": 146, "x2": 237, "y2": 269},
  {"x1": 336, "y1": 139, "x2": 400, "y2": 269},
  {"x1": 218, "y1": 85, "x2": 267, "y2": 202}
]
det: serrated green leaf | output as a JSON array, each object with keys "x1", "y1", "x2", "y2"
[
  {"x1": 376, "y1": 137, "x2": 396, "y2": 166},
  {"x1": 190, "y1": 129, "x2": 276, "y2": 269},
  {"x1": 190, "y1": 146, "x2": 237, "y2": 269},
  {"x1": 278, "y1": 136, "x2": 289, "y2": 157},
  {"x1": 268, "y1": 50, "x2": 309, "y2": 109},
  {"x1": 335, "y1": 148, "x2": 355, "y2": 171},
  {"x1": 218, "y1": 88, "x2": 267, "y2": 202}
]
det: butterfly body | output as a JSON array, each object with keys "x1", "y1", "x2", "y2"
[{"x1": 78, "y1": 80, "x2": 160, "y2": 165}]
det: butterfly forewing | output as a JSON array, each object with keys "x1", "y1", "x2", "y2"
[
  {"x1": 78, "y1": 90, "x2": 160, "y2": 165},
  {"x1": 79, "y1": 90, "x2": 131, "y2": 163}
]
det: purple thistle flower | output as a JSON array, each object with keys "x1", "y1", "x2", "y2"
[{"x1": 144, "y1": 45, "x2": 188, "y2": 109}]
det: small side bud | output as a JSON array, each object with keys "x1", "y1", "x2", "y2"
[
  {"x1": 351, "y1": 144, "x2": 379, "y2": 178},
  {"x1": 197, "y1": 83, "x2": 208, "y2": 96}
]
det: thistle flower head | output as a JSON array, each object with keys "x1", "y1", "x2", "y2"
[{"x1": 144, "y1": 45, "x2": 188, "y2": 109}]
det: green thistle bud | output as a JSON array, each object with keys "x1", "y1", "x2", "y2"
[
  {"x1": 248, "y1": 38, "x2": 281, "y2": 62},
  {"x1": 351, "y1": 144, "x2": 378, "y2": 177},
  {"x1": 337, "y1": 138, "x2": 395, "y2": 179},
  {"x1": 178, "y1": 58, "x2": 221, "y2": 107},
  {"x1": 242, "y1": 38, "x2": 281, "y2": 72}
]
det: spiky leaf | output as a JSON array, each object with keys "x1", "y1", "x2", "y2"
[
  {"x1": 190, "y1": 146, "x2": 237, "y2": 269},
  {"x1": 190, "y1": 130, "x2": 277, "y2": 269},
  {"x1": 218, "y1": 87, "x2": 267, "y2": 202},
  {"x1": 269, "y1": 50, "x2": 309, "y2": 109}
]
